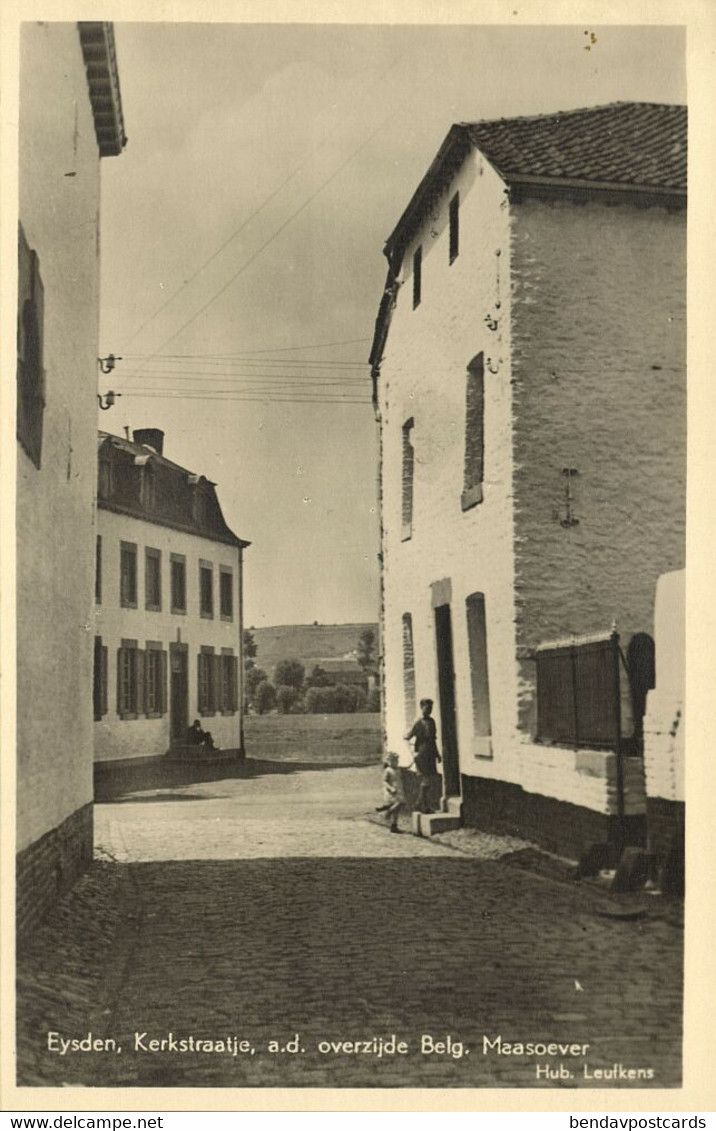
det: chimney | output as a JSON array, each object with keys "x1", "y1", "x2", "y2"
[{"x1": 133, "y1": 428, "x2": 164, "y2": 456}]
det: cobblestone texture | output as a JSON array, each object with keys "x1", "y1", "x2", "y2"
[{"x1": 17, "y1": 758, "x2": 683, "y2": 1090}]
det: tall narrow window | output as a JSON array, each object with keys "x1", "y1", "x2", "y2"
[
  {"x1": 145, "y1": 547, "x2": 161, "y2": 611},
  {"x1": 449, "y1": 192, "x2": 460, "y2": 263},
  {"x1": 93, "y1": 636, "x2": 108, "y2": 721},
  {"x1": 144, "y1": 641, "x2": 167, "y2": 718},
  {"x1": 95, "y1": 535, "x2": 102, "y2": 604},
  {"x1": 401, "y1": 417, "x2": 415, "y2": 540},
  {"x1": 120, "y1": 542, "x2": 138, "y2": 608},
  {"x1": 199, "y1": 560, "x2": 213, "y2": 619},
  {"x1": 171, "y1": 553, "x2": 187, "y2": 614},
  {"x1": 198, "y1": 646, "x2": 216, "y2": 715},
  {"x1": 220, "y1": 567, "x2": 233, "y2": 620},
  {"x1": 221, "y1": 648, "x2": 238, "y2": 714},
  {"x1": 466, "y1": 593, "x2": 492, "y2": 748},
  {"x1": 17, "y1": 226, "x2": 45, "y2": 468},
  {"x1": 412, "y1": 245, "x2": 422, "y2": 308},
  {"x1": 462, "y1": 353, "x2": 484, "y2": 511},
  {"x1": 402, "y1": 612, "x2": 416, "y2": 728},
  {"x1": 117, "y1": 639, "x2": 143, "y2": 719}
]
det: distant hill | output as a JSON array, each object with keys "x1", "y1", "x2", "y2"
[{"x1": 249, "y1": 623, "x2": 378, "y2": 678}]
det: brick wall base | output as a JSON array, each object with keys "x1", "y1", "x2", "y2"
[
  {"x1": 460, "y1": 775, "x2": 646, "y2": 861},
  {"x1": 647, "y1": 796, "x2": 685, "y2": 895},
  {"x1": 16, "y1": 803, "x2": 93, "y2": 939}
]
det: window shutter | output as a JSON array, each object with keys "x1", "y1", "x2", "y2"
[
  {"x1": 160, "y1": 650, "x2": 168, "y2": 716},
  {"x1": 17, "y1": 227, "x2": 32, "y2": 365},
  {"x1": 101, "y1": 646, "x2": 108, "y2": 717},
  {"x1": 231, "y1": 655, "x2": 239, "y2": 712},
  {"x1": 197, "y1": 652, "x2": 204, "y2": 715},
  {"x1": 136, "y1": 649, "x2": 145, "y2": 716},
  {"x1": 213, "y1": 653, "x2": 223, "y2": 712},
  {"x1": 117, "y1": 648, "x2": 123, "y2": 714}
]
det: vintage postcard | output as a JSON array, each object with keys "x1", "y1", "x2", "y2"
[{"x1": 1, "y1": 0, "x2": 715, "y2": 1114}]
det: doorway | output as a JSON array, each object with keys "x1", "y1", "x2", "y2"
[
  {"x1": 169, "y1": 643, "x2": 188, "y2": 746},
  {"x1": 434, "y1": 603, "x2": 460, "y2": 797}
]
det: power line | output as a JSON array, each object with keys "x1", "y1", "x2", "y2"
[
  {"x1": 119, "y1": 391, "x2": 371, "y2": 405},
  {"x1": 118, "y1": 55, "x2": 402, "y2": 353},
  {"x1": 146, "y1": 109, "x2": 396, "y2": 358},
  {"x1": 119, "y1": 335, "x2": 371, "y2": 357}
]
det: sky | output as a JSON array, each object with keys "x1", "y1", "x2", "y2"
[{"x1": 98, "y1": 22, "x2": 686, "y2": 628}]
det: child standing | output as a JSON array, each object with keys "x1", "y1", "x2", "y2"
[{"x1": 381, "y1": 752, "x2": 403, "y2": 833}]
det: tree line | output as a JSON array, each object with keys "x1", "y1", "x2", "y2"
[{"x1": 243, "y1": 629, "x2": 380, "y2": 715}]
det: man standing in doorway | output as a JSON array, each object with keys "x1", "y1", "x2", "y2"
[{"x1": 405, "y1": 698, "x2": 442, "y2": 814}]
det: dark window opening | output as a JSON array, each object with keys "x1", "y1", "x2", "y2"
[
  {"x1": 95, "y1": 535, "x2": 102, "y2": 604},
  {"x1": 200, "y1": 563, "x2": 213, "y2": 618},
  {"x1": 449, "y1": 192, "x2": 459, "y2": 263},
  {"x1": 466, "y1": 593, "x2": 492, "y2": 742},
  {"x1": 220, "y1": 569, "x2": 233, "y2": 620},
  {"x1": 462, "y1": 353, "x2": 484, "y2": 511},
  {"x1": 120, "y1": 542, "x2": 138, "y2": 608},
  {"x1": 171, "y1": 554, "x2": 187, "y2": 614},
  {"x1": 145, "y1": 548, "x2": 161, "y2": 611},
  {"x1": 93, "y1": 636, "x2": 108, "y2": 720},
  {"x1": 412, "y1": 245, "x2": 422, "y2": 308},
  {"x1": 17, "y1": 226, "x2": 45, "y2": 468}
]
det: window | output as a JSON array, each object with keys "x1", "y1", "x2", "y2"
[
  {"x1": 95, "y1": 535, "x2": 102, "y2": 604},
  {"x1": 402, "y1": 612, "x2": 416, "y2": 728},
  {"x1": 171, "y1": 553, "x2": 187, "y2": 614},
  {"x1": 462, "y1": 353, "x2": 484, "y2": 511},
  {"x1": 198, "y1": 646, "x2": 217, "y2": 715},
  {"x1": 449, "y1": 192, "x2": 459, "y2": 263},
  {"x1": 142, "y1": 465, "x2": 156, "y2": 512},
  {"x1": 17, "y1": 225, "x2": 45, "y2": 468},
  {"x1": 120, "y1": 542, "x2": 138, "y2": 607},
  {"x1": 93, "y1": 636, "x2": 108, "y2": 720},
  {"x1": 220, "y1": 567, "x2": 233, "y2": 620},
  {"x1": 144, "y1": 642, "x2": 167, "y2": 718},
  {"x1": 466, "y1": 593, "x2": 492, "y2": 750},
  {"x1": 199, "y1": 561, "x2": 214, "y2": 618},
  {"x1": 98, "y1": 453, "x2": 113, "y2": 499},
  {"x1": 221, "y1": 648, "x2": 238, "y2": 714},
  {"x1": 145, "y1": 547, "x2": 161, "y2": 611},
  {"x1": 412, "y1": 245, "x2": 422, "y2": 308},
  {"x1": 401, "y1": 418, "x2": 415, "y2": 540},
  {"x1": 117, "y1": 640, "x2": 142, "y2": 719},
  {"x1": 536, "y1": 634, "x2": 620, "y2": 749}
]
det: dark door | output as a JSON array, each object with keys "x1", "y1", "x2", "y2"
[
  {"x1": 435, "y1": 603, "x2": 460, "y2": 797},
  {"x1": 170, "y1": 644, "x2": 188, "y2": 745}
]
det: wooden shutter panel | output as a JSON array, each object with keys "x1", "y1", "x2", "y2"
[
  {"x1": 17, "y1": 226, "x2": 32, "y2": 364},
  {"x1": 213, "y1": 653, "x2": 223, "y2": 712},
  {"x1": 136, "y1": 650, "x2": 145, "y2": 716},
  {"x1": 197, "y1": 652, "x2": 204, "y2": 715},
  {"x1": 231, "y1": 655, "x2": 239, "y2": 711},
  {"x1": 101, "y1": 646, "x2": 108, "y2": 717},
  {"x1": 117, "y1": 648, "x2": 123, "y2": 714},
  {"x1": 160, "y1": 650, "x2": 168, "y2": 716}
]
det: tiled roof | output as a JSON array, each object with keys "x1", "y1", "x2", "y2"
[
  {"x1": 382, "y1": 103, "x2": 686, "y2": 270},
  {"x1": 464, "y1": 102, "x2": 686, "y2": 191}
]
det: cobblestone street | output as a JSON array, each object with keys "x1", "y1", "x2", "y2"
[{"x1": 17, "y1": 756, "x2": 683, "y2": 1090}]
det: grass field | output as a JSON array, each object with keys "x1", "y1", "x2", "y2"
[{"x1": 244, "y1": 712, "x2": 383, "y2": 765}]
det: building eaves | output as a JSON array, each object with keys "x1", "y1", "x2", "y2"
[
  {"x1": 78, "y1": 22, "x2": 127, "y2": 158},
  {"x1": 383, "y1": 102, "x2": 686, "y2": 270}
]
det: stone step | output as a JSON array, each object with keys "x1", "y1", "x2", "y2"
[{"x1": 412, "y1": 811, "x2": 462, "y2": 837}]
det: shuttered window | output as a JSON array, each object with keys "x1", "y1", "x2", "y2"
[
  {"x1": 145, "y1": 642, "x2": 167, "y2": 717},
  {"x1": 221, "y1": 649, "x2": 238, "y2": 713},
  {"x1": 412, "y1": 245, "x2": 422, "y2": 308},
  {"x1": 199, "y1": 561, "x2": 214, "y2": 618},
  {"x1": 171, "y1": 553, "x2": 186, "y2": 613},
  {"x1": 117, "y1": 640, "x2": 142, "y2": 719},
  {"x1": 449, "y1": 192, "x2": 459, "y2": 263},
  {"x1": 120, "y1": 542, "x2": 138, "y2": 607},
  {"x1": 145, "y1": 547, "x2": 161, "y2": 611},
  {"x1": 466, "y1": 593, "x2": 491, "y2": 739},
  {"x1": 401, "y1": 418, "x2": 415, "y2": 539},
  {"x1": 462, "y1": 353, "x2": 484, "y2": 511},
  {"x1": 17, "y1": 225, "x2": 45, "y2": 468},
  {"x1": 402, "y1": 612, "x2": 416, "y2": 728},
  {"x1": 536, "y1": 636, "x2": 620, "y2": 749},
  {"x1": 220, "y1": 567, "x2": 233, "y2": 620},
  {"x1": 93, "y1": 636, "x2": 108, "y2": 720},
  {"x1": 198, "y1": 646, "x2": 220, "y2": 716}
]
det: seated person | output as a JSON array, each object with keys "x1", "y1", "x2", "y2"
[{"x1": 187, "y1": 719, "x2": 215, "y2": 749}]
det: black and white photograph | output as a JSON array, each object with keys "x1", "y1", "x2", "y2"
[{"x1": 2, "y1": 2, "x2": 713, "y2": 1108}]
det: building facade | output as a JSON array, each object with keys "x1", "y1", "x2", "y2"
[
  {"x1": 94, "y1": 430, "x2": 249, "y2": 762},
  {"x1": 16, "y1": 23, "x2": 126, "y2": 935},
  {"x1": 371, "y1": 103, "x2": 686, "y2": 858}
]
